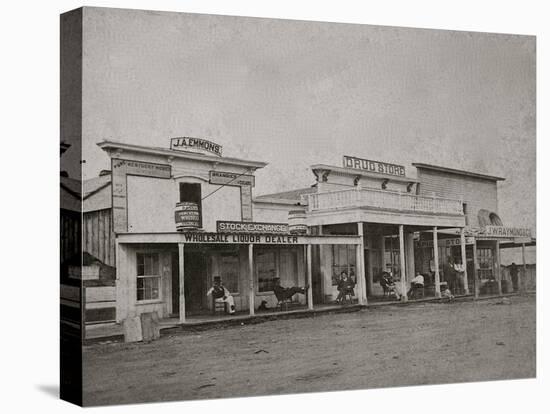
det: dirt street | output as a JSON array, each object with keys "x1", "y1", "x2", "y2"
[{"x1": 83, "y1": 295, "x2": 536, "y2": 406}]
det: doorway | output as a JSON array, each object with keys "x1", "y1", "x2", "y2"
[
  {"x1": 171, "y1": 248, "x2": 208, "y2": 316},
  {"x1": 184, "y1": 249, "x2": 208, "y2": 315},
  {"x1": 171, "y1": 251, "x2": 179, "y2": 316}
]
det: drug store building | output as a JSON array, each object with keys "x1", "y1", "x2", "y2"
[
  {"x1": 85, "y1": 139, "x2": 362, "y2": 325},
  {"x1": 256, "y1": 156, "x2": 535, "y2": 302}
]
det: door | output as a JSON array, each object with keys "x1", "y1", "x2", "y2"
[
  {"x1": 311, "y1": 245, "x2": 325, "y2": 304},
  {"x1": 184, "y1": 250, "x2": 207, "y2": 314},
  {"x1": 171, "y1": 251, "x2": 179, "y2": 316}
]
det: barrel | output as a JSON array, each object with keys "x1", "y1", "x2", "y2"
[
  {"x1": 175, "y1": 201, "x2": 201, "y2": 231},
  {"x1": 288, "y1": 210, "x2": 307, "y2": 235}
]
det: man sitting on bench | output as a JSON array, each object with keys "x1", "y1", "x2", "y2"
[
  {"x1": 380, "y1": 271, "x2": 401, "y2": 300},
  {"x1": 407, "y1": 273, "x2": 425, "y2": 299},
  {"x1": 335, "y1": 270, "x2": 355, "y2": 304},
  {"x1": 206, "y1": 276, "x2": 236, "y2": 314},
  {"x1": 273, "y1": 277, "x2": 307, "y2": 303}
]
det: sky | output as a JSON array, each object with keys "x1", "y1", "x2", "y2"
[{"x1": 68, "y1": 7, "x2": 536, "y2": 233}]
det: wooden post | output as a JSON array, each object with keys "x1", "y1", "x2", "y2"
[
  {"x1": 306, "y1": 244, "x2": 313, "y2": 310},
  {"x1": 495, "y1": 240, "x2": 502, "y2": 295},
  {"x1": 357, "y1": 222, "x2": 367, "y2": 305},
  {"x1": 367, "y1": 246, "x2": 374, "y2": 298},
  {"x1": 473, "y1": 238, "x2": 479, "y2": 298},
  {"x1": 521, "y1": 243, "x2": 527, "y2": 293},
  {"x1": 405, "y1": 232, "x2": 415, "y2": 286},
  {"x1": 460, "y1": 228, "x2": 469, "y2": 295},
  {"x1": 354, "y1": 243, "x2": 363, "y2": 305},
  {"x1": 178, "y1": 243, "x2": 185, "y2": 323},
  {"x1": 399, "y1": 225, "x2": 407, "y2": 301},
  {"x1": 380, "y1": 231, "x2": 386, "y2": 272},
  {"x1": 433, "y1": 227, "x2": 441, "y2": 298},
  {"x1": 248, "y1": 243, "x2": 255, "y2": 315}
]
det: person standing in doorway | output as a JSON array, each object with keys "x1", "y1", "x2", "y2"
[
  {"x1": 510, "y1": 263, "x2": 519, "y2": 292},
  {"x1": 445, "y1": 256, "x2": 457, "y2": 294}
]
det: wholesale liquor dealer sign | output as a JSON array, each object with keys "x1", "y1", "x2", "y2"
[
  {"x1": 343, "y1": 155, "x2": 406, "y2": 177},
  {"x1": 170, "y1": 137, "x2": 223, "y2": 157},
  {"x1": 182, "y1": 232, "x2": 300, "y2": 244}
]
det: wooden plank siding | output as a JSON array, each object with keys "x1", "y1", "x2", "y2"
[
  {"x1": 60, "y1": 210, "x2": 81, "y2": 264},
  {"x1": 416, "y1": 169, "x2": 498, "y2": 227},
  {"x1": 83, "y1": 209, "x2": 116, "y2": 267}
]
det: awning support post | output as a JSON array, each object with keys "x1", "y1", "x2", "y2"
[
  {"x1": 473, "y1": 238, "x2": 479, "y2": 299},
  {"x1": 433, "y1": 227, "x2": 441, "y2": 298},
  {"x1": 460, "y1": 228, "x2": 469, "y2": 295},
  {"x1": 521, "y1": 243, "x2": 527, "y2": 293},
  {"x1": 248, "y1": 243, "x2": 255, "y2": 316},
  {"x1": 178, "y1": 243, "x2": 185, "y2": 323},
  {"x1": 496, "y1": 240, "x2": 502, "y2": 295},
  {"x1": 399, "y1": 225, "x2": 407, "y2": 302},
  {"x1": 306, "y1": 244, "x2": 313, "y2": 310},
  {"x1": 357, "y1": 222, "x2": 367, "y2": 305}
]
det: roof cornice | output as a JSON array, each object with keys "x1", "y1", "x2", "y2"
[
  {"x1": 412, "y1": 163, "x2": 505, "y2": 181},
  {"x1": 97, "y1": 140, "x2": 268, "y2": 170}
]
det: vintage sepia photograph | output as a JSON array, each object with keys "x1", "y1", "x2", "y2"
[{"x1": 59, "y1": 6, "x2": 536, "y2": 407}]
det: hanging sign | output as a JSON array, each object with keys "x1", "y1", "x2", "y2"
[
  {"x1": 170, "y1": 137, "x2": 223, "y2": 157},
  {"x1": 209, "y1": 170, "x2": 255, "y2": 187},
  {"x1": 175, "y1": 202, "x2": 201, "y2": 231},
  {"x1": 217, "y1": 221, "x2": 289, "y2": 234},
  {"x1": 418, "y1": 237, "x2": 475, "y2": 248},
  {"x1": 343, "y1": 155, "x2": 405, "y2": 177}
]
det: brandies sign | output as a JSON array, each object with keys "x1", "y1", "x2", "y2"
[
  {"x1": 209, "y1": 170, "x2": 255, "y2": 187},
  {"x1": 483, "y1": 226, "x2": 532, "y2": 238},
  {"x1": 343, "y1": 155, "x2": 405, "y2": 177},
  {"x1": 170, "y1": 137, "x2": 223, "y2": 157},
  {"x1": 217, "y1": 221, "x2": 289, "y2": 234}
]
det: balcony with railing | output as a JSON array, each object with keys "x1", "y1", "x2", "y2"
[{"x1": 305, "y1": 187, "x2": 464, "y2": 216}]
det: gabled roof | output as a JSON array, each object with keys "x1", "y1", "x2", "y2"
[
  {"x1": 83, "y1": 174, "x2": 111, "y2": 199},
  {"x1": 60, "y1": 176, "x2": 81, "y2": 197},
  {"x1": 412, "y1": 163, "x2": 505, "y2": 181}
]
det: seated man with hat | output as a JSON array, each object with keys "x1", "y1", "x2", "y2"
[
  {"x1": 206, "y1": 276, "x2": 236, "y2": 314},
  {"x1": 273, "y1": 277, "x2": 307, "y2": 303}
]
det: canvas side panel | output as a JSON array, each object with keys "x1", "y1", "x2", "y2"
[{"x1": 60, "y1": 7, "x2": 83, "y2": 407}]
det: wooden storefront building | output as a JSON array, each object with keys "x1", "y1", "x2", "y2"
[{"x1": 80, "y1": 141, "x2": 535, "y2": 328}]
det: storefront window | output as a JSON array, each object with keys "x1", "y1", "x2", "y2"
[
  {"x1": 179, "y1": 182, "x2": 202, "y2": 228},
  {"x1": 136, "y1": 253, "x2": 160, "y2": 301},
  {"x1": 257, "y1": 250, "x2": 277, "y2": 292},
  {"x1": 478, "y1": 248, "x2": 494, "y2": 280},
  {"x1": 220, "y1": 253, "x2": 239, "y2": 293},
  {"x1": 331, "y1": 245, "x2": 356, "y2": 286},
  {"x1": 384, "y1": 236, "x2": 401, "y2": 279}
]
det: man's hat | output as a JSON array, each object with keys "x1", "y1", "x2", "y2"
[{"x1": 214, "y1": 276, "x2": 221, "y2": 282}]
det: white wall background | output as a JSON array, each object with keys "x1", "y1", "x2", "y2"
[
  {"x1": 3, "y1": 1, "x2": 548, "y2": 414},
  {"x1": 127, "y1": 175, "x2": 243, "y2": 232}
]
